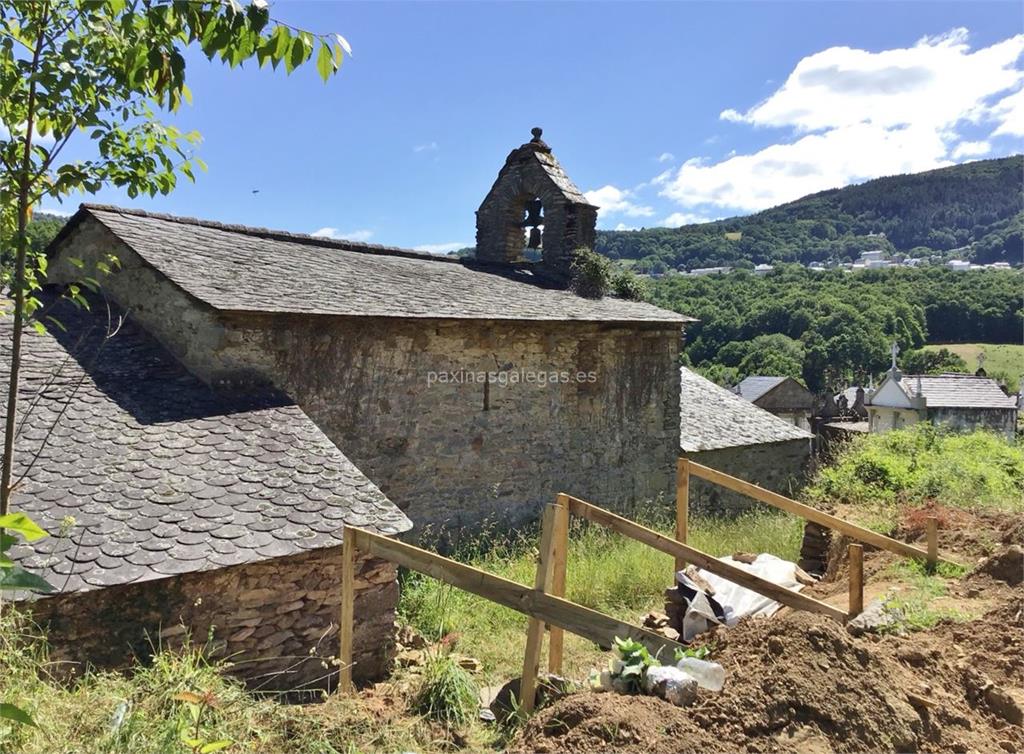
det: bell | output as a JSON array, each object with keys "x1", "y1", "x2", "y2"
[
  {"x1": 527, "y1": 226, "x2": 542, "y2": 249},
  {"x1": 523, "y1": 198, "x2": 543, "y2": 228}
]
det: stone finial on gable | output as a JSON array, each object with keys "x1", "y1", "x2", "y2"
[{"x1": 475, "y1": 128, "x2": 598, "y2": 282}]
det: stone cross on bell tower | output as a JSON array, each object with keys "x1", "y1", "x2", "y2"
[{"x1": 475, "y1": 128, "x2": 598, "y2": 283}]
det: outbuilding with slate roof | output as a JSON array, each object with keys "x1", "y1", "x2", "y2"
[
  {"x1": 733, "y1": 375, "x2": 814, "y2": 431},
  {"x1": 680, "y1": 368, "x2": 814, "y2": 515},
  {"x1": 3, "y1": 292, "x2": 411, "y2": 690}
]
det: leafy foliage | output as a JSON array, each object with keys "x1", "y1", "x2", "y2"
[
  {"x1": 569, "y1": 246, "x2": 613, "y2": 299},
  {"x1": 806, "y1": 426, "x2": 1024, "y2": 531},
  {"x1": 596, "y1": 156, "x2": 1023, "y2": 270},
  {"x1": 649, "y1": 265, "x2": 1021, "y2": 392},
  {"x1": 900, "y1": 347, "x2": 969, "y2": 376}
]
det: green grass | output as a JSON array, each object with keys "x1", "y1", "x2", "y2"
[
  {"x1": 878, "y1": 559, "x2": 972, "y2": 632},
  {"x1": 0, "y1": 610, "x2": 486, "y2": 754},
  {"x1": 807, "y1": 425, "x2": 1024, "y2": 531},
  {"x1": 923, "y1": 342, "x2": 1024, "y2": 392},
  {"x1": 399, "y1": 508, "x2": 804, "y2": 681}
]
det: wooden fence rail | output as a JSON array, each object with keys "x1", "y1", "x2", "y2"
[
  {"x1": 564, "y1": 494, "x2": 847, "y2": 622},
  {"x1": 682, "y1": 459, "x2": 958, "y2": 568},
  {"x1": 338, "y1": 522, "x2": 684, "y2": 696}
]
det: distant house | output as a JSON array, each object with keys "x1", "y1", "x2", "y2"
[
  {"x1": 753, "y1": 263, "x2": 774, "y2": 275},
  {"x1": 866, "y1": 361, "x2": 1018, "y2": 438},
  {"x1": 680, "y1": 369, "x2": 814, "y2": 515},
  {"x1": 733, "y1": 376, "x2": 814, "y2": 431}
]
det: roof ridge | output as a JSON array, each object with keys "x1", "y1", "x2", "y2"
[{"x1": 80, "y1": 203, "x2": 466, "y2": 265}]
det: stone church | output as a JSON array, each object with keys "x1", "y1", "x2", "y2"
[{"x1": 8, "y1": 130, "x2": 690, "y2": 688}]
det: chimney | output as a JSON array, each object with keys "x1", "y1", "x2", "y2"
[{"x1": 475, "y1": 128, "x2": 598, "y2": 283}]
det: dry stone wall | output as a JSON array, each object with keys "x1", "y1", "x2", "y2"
[{"x1": 29, "y1": 547, "x2": 397, "y2": 691}]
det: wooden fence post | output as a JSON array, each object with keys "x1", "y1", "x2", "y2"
[
  {"x1": 675, "y1": 458, "x2": 690, "y2": 574},
  {"x1": 848, "y1": 543, "x2": 864, "y2": 618},
  {"x1": 547, "y1": 494, "x2": 570, "y2": 675},
  {"x1": 339, "y1": 526, "x2": 356, "y2": 694},
  {"x1": 520, "y1": 503, "x2": 558, "y2": 716},
  {"x1": 926, "y1": 516, "x2": 938, "y2": 572}
]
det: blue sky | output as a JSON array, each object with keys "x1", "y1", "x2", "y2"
[{"x1": 41, "y1": 1, "x2": 1024, "y2": 252}]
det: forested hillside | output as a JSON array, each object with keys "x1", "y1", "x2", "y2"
[
  {"x1": 651, "y1": 266, "x2": 1022, "y2": 392},
  {"x1": 597, "y1": 156, "x2": 1023, "y2": 271}
]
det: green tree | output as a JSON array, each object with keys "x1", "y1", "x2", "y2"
[
  {"x1": 902, "y1": 348, "x2": 969, "y2": 375},
  {"x1": 0, "y1": 0, "x2": 350, "y2": 519}
]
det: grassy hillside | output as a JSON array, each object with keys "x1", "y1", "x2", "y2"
[
  {"x1": 597, "y1": 156, "x2": 1024, "y2": 271},
  {"x1": 923, "y1": 342, "x2": 1024, "y2": 393}
]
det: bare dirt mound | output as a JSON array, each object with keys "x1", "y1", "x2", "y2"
[{"x1": 513, "y1": 598, "x2": 1024, "y2": 754}]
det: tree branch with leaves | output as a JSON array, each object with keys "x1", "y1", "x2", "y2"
[{"x1": 0, "y1": 0, "x2": 350, "y2": 727}]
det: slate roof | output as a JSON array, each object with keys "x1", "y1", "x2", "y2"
[
  {"x1": 3, "y1": 293, "x2": 411, "y2": 597},
  {"x1": 52, "y1": 205, "x2": 692, "y2": 325},
  {"x1": 531, "y1": 149, "x2": 590, "y2": 204},
  {"x1": 680, "y1": 368, "x2": 813, "y2": 452},
  {"x1": 733, "y1": 376, "x2": 787, "y2": 403},
  {"x1": 903, "y1": 374, "x2": 1018, "y2": 409}
]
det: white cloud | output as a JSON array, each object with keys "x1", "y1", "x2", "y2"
[
  {"x1": 312, "y1": 227, "x2": 375, "y2": 242},
  {"x1": 657, "y1": 152, "x2": 675, "y2": 163},
  {"x1": 662, "y1": 212, "x2": 714, "y2": 227},
  {"x1": 583, "y1": 185, "x2": 655, "y2": 218},
  {"x1": 413, "y1": 141, "x2": 439, "y2": 153},
  {"x1": 613, "y1": 222, "x2": 639, "y2": 231},
  {"x1": 662, "y1": 124, "x2": 950, "y2": 212},
  {"x1": 722, "y1": 29, "x2": 1024, "y2": 133},
  {"x1": 951, "y1": 140, "x2": 991, "y2": 158},
  {"x1": 36, "y1": 206, "x2": 73, "y2": 217},
  {"x1": 414, "y1": 241, "x2": 469, "y2": 254},
  {"x1": 991, "y1": 88, "x2": 1024, "y2": 137},
  {"x1": 659, "y1": 30, "x2": 1024, "y2": 215}
]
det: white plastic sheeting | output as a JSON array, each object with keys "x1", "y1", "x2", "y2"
[{"x1": 677, "y1": 553, "x2": 806, "y2": 641}]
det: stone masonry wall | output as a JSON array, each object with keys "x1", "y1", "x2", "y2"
[
  {"x1": 682, "y1": 438, "x2": 812, "y2": 516},
  {"x1": 214, "y1": 315, "x2": 682, "y2": 536},
  {"x1": 28, "y1": 548, "x2": 398, "y2": 691},
  {"x1": 928, "y1": 407, "x2": 1017, "y2": 439}
]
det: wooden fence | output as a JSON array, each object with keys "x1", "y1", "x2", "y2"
[
  {"x1": 678, "y1": 458, "x2": 957, "y2": 568},
  {"x1": 338, "y1": 460, "x2": 958, "y2": 712},
  {"x1": 337, "y1": 518, "x2": 685, "y2": 699}
]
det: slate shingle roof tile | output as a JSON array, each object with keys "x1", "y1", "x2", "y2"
[
  {"x1": 903, "y1": 373, "x2": 1017, "y2": 409},
  {"x1": 680, "y1": 368, "x2": 813, "y2": 452},
  {"x1": 53, "y1": 205, "x2": 692, "y2": 324},
  {"x1": 2, "y1": 294, "x2": 411, "y2": 597},
  {"x1": 733, "y1": 376, "x2": 788, "y2": 403}
]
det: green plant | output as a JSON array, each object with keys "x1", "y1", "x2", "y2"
[
  {"x1": 611, "y1": 270, "x2": 648, "y2": 301},
  {"x1": 569, "y1": 247, "x2": 613, "y2": 299},
  {"x1": 0, "y1": 511, "x2": 52, "y2": 729},
  {"x1": 673, "y1": 644, "x2": 711, "y2": 662},
  {"x1": 173, "y1": 690, "x2": 232, "y2": 754},
  {"x1": 411, "y1": 650, "x2": 479, "y2": 729},
  {"x1": 806, "y1": 425, "x2": 1024, "y2": 518}
]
